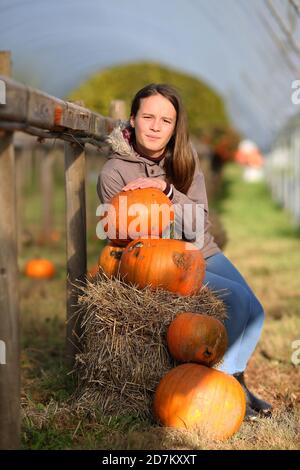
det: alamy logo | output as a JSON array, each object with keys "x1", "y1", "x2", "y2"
[
  {"x1": 291, "y1": 80, "x2": 300, "y2": 104},
  {"x1": 0, "y1": 79, "x2": 6, "y2": 105},
  {"x1": 291, "y1": 339, "x2": 300, "y2": 366},
  {"x1": 96, "y1": 199, "x2": 205, "y2": 249},
  {"x1": 0, "y1": 340, "x2": 6, "y2": 365}
]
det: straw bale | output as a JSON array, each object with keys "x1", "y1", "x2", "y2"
[{"x1": 74, "y1": 273, "x2": 227, "y2": 418}]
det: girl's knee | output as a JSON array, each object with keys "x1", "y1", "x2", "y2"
[
  {"x1": 221, "y1": 283, "x2": 250, "y2": 310},
  {"x1": 222, "y1": 284, "x2": 265, "y2": 319},
  {"x1": 250, "y1": 294, "x2": 265, "y2": 322}
]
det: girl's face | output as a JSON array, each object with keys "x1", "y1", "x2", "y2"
[{"x1": 130, "y1": 94, "x2": 177, "y2": 158}]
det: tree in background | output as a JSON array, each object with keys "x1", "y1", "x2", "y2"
[{"x1": 67, "y1": 61, "x2": 229, "y2": 136}]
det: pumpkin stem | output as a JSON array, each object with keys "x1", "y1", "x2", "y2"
[
  {"x1": 111, "y1": 250, "x2": 123, "y2": 260},
  {"x1": 128, "y1": 241, "x2": 144, "y2": 251},
  {"x1": 204, "y1": 347, "x2": 213, "y2": 357}
]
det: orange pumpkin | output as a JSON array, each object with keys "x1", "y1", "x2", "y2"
[
  {"x1": 87, "y1": 264, "x2": 100, "y2": 280},
  {"x1": 49, "y1": 230, "x2": 61, "y2": 243},
  {"x1": 100, "y1": 188, "x2": 174, "y2": 246},
  {"x1": 98, "y1": 243, "x2": 125, "y2": 278},
  {"x1": 119, "y1": 238, "x2": 206, "y2": 296},
  {"x1": 167, "y1": 312, "x2": 227, "y2": 366},
  {"x1": 36, "y1": 230, "x2": 61, "y2": 246},
  {"x1": 25, "y1": 258, "x2": 55, "y2": 279},
  {"x1": 153, "y1": 363, "x2": 246, "y2": 440}
]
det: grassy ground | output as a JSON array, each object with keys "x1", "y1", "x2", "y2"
[{"x1": 20, "y1": 160, "x2": 300, "y2": 450}]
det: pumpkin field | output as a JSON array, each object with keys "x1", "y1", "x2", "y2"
[{"x1": 19, "y1": 158, "x2": 300, "y2": 450}]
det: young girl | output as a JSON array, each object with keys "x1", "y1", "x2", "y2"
[{"x1": 97, "y1": 83, "x2": 272, "y2": 420}]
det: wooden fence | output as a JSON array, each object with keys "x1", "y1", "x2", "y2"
[
  {"x1": 264, "y1": 113, "x2": 300, "y2": 228},
  {"x1": 0, "y1": 51, "x2": 123, "y2": 449}
]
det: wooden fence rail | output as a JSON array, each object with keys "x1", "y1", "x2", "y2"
[{"x1": 0, "y1": 51, "x2": 122, "y2": 449}]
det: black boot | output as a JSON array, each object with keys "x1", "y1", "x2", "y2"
[
  {"x1": 245, "y1": 404, "x2": 259, "y2": 421},
  {"x1": 233, "y1": 372, "x2": 272, "y2": 416}
]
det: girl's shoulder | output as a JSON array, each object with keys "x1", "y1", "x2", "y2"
[{"x1": 101, "y1": 152, "x2": 139, "y2": 170}]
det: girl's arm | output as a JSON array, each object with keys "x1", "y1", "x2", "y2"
[{"x1": 97, "y1": 168, "x2": 125, "y2": 204}]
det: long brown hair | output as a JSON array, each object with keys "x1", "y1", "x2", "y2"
[{"x1": 130, "y1": 83, "x2": 195, "y2": 194}]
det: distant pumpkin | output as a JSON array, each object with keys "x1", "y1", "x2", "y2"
[
  {"x1": 36, "y1": 230, "x2": 61, "y2": 246},
  {"x1": 167, "y1": 312, "x2": 228, "y2": 366},
  {"x1": 49, "y1": 230, "x2": 61, "y2": 242},
  {"x1": 25, "y1": 258, "x2": 55, "y2": 279}
]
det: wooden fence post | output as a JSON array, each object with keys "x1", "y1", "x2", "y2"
[
  {"x1": 0, "y1": 50, "x2": 20, "y2": 449},
  {"x1": 39, "y1": 146, "x2": 54, "y2": 242},
  {"x1": 64, "y1": 141, "x2": 87, "y2": 366},
  {"x1": 0, "y1": 66, "x2": 118, "y2": 374},
  {"x1": 109, "y1": 100, "x2": 127, "y2": 120},
  {"x1": 15, "y1": 147, "x2": 23, "y2": 253}
]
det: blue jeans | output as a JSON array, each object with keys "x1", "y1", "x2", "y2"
[{"x1": 204, "y1": 252, "x2": 265, "y2": 375}]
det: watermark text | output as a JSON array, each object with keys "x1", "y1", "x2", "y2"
[
  {"x1": 291, "y1": 339, "x2": 300, "y2": 365},
  {"x1": 291, "y1": 80, "x2": 300, "y2": 104},
  {"x1": 0, "y1": 79, "x2": 6, "y2": 105},
  {"x1": 96, "y1": 199, "x2": 205, "y2": 249},
  {"x1": 0, "y1": 340, "x2": 6, "y2": 365}
]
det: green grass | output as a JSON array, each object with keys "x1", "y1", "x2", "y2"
[
  {"x1": 20, "y1": 161, "x2": 300, "y2": 449},
  {"x1": 213, "y1": 165, "x2": 300, "y2": 239},
  {"x1": 216, "y1": 164, "x2": 300, "y2": 318}
]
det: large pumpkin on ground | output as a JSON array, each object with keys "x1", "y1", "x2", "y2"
[
  {"x1": 119, "y1": 238, "x2": 206, "y2": 296},
  {"x1": 153, "y1": 363, "x2": 246, "y2": 441},
  {"x1": 100, "y1": 188, "x2": 174, "y2": 246},
  {"x1": 167, "y1": 312, "x2": 227, "y2": 366},
  {"x1": 98, "y1": 242, "x2": 125, "y2": 278},
  {"x1": 25, "y1": 258, "x2": 55, "y2": 279}
]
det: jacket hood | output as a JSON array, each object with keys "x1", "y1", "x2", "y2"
[{"x1": 106, "y1": 121, "x2": 139, "y2": 163}]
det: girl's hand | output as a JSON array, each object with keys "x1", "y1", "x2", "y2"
[{"x1": 122, "y1": 178, "x2": 167, "y2": 192}]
